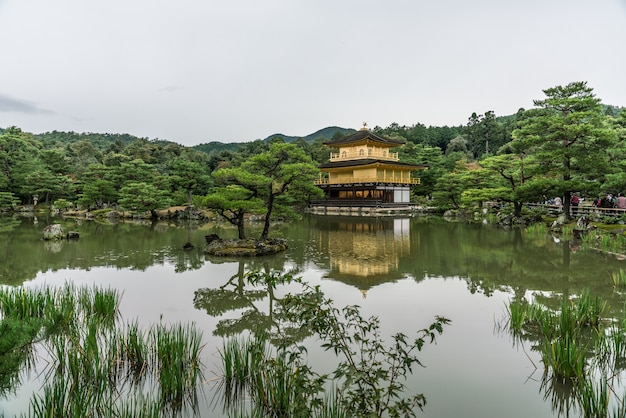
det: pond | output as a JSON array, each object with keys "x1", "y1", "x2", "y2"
[{"x1": 1, "y1": 214, "x2": 625, "y2": 417}]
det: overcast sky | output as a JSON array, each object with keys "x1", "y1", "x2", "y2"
[{"x1": 1, "y1": 1, "x2": 625, "y2": 146}]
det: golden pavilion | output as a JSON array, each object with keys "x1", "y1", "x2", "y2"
[{"x1": 314, "y1": 124, "x2": 424, "y2": 205}]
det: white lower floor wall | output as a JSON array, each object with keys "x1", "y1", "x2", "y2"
[{"x1": 376, "y1": 186, "x2": 410, "y2": 203}]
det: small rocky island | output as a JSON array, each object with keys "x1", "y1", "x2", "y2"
[
  {"x1": 42, "y1": 224, "x2": 80, "y2": 240},
  {"x1": 203, "y1": 234, "x2": 288, "y2": 257}
]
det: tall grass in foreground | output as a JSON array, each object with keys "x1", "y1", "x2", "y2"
[
  {"x1": 0, "y1": 283, "x2": 205, "y2": 417},
  {"x1": 220, "y1": 335, "x2": 269, "y2": 404},
  {"x1": 576, "y1": 378, "x2": 610, "y2": 418},
  {"x1": 503, "y1": 290, "x2": 626, "y2": 417},
  {"x1": 219, "y1": 336, "x2": 317, "y2": 416},
  {"x1": 151, "y1": 322, "x2": 204, "y2": 413}
]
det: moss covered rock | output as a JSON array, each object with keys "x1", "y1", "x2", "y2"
[{"x1": 204, "y1": 238, "x2": 288, "y2": 257}]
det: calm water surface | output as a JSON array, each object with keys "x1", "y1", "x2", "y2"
[{"x1": 1, "y1": 214, "x2": 625, "y2": 417}]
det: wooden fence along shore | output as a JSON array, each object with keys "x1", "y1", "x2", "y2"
[
  {"x1": 525, "y1": 202, "x2": 626, "y2": 218},
  {"x1": 308, "y1": 200, "x2": 626, "y2": 218}
]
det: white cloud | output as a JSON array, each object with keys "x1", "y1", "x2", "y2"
[{"x1": 0, "y1": 94, "x2": 53, "y2": 115}]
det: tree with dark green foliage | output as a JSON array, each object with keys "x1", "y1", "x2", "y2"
[
  {"x1": 78, "y1": 164, "x2": 117, "y2": 209},
  {"x1": 465, "y1": 111, "x2": 509, "y2": 159},
  {"x1": 118, "y1": 181, "x2": 171, "y2": 216},
  {"x1": 397, "y1": 142, "x2": 446, "y2": 198},
  {"x1": 512, "y1": 81, "x2": 617, "y2": 219},
  {"x1": 202, "y1": 143, "x2": 322, "y2": 240},
  {"x1": 245, "y1": 143, "x2": 322, "y2": 240},
  {"x1": 40, "y1": 148, "x2": 70, "y2": 175},
  {"x1": 462, "y1": 153, "x2": 538, "y2": 217},
  {"x1": 0, "y1": 192, "x2": 19, "y2": 210},
  {"x1": 122, "y1": 137, "x2": 159, "y2": 164},
  {"x1": 432, "y1": 159, "x2": 483, "y2": 209},
  {"x1": 21, "y1": 168, "x2": 61, "y2": 205},
  {"x1": 66, "y1": 140, "x2": 101, "y2": 175},
  {"x1": 0, "y1": 127, "x2": 43, "y2": 203},
  {"x1": 601, "y1": 110, "x2": 626, "y2": 194},
  {"x1": 113, "y1": 158, "x2": 159, "y2": 185},
  {"x1": 166, "y1": 158, "x2": 212, "y2": 206},
  {"x1": 445, "y1": 135, "x2": 470, "y2": 156},
  {"x1": 201, "y1": 183, "x2": 266, "y2": 239},
  {"x1": 307, "y1": 137, "x2": 333, "y2": 164}
]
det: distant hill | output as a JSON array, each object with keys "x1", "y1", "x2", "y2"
[
  {"x1": 34, "y1": 130, "x2": 145, "y2": 151},
  {"x1": 262, "y1": 126, "x2": 356, "y2": 143},
  {"x1": 193, "y1": 126, "x2": 356, "y2": 155},
  {"x1": 192, "y1": 141, "x2": 243, "y2": 156}
]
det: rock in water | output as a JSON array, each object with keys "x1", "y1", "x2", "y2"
[
  {"x1": 43, "y1": 224, "x2": 64, "y2": 240},
  {"x1": 66, "y1": 231, "x2": 80, "y2": 239}
]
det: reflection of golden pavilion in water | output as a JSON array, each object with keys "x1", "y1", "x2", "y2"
[{"x1": 317, "y1": 217, "x2": 411, "y2": 297}]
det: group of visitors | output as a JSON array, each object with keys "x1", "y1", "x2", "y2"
[
  {"x1": 593, "y1": 193, "x2": 626, "y2": 210},
  {"x1": 544, "y1": 192, "x2": 626, "y2": 216}
]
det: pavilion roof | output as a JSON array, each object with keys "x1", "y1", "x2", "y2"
[
  {"x1": 318, "y1": 159, "x2": 424, "y2": 169},
  {"x1": 323, "y1": 129, "x2": 406, "y2": 147}
]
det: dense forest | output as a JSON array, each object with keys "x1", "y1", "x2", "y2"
[{"x1": 0, "y1": 82, "x2": 624, "y2": 226}]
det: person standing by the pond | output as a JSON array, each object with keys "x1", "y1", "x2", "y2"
[
  {"x1": 617, "y1": 193, "x2": 626, "y2": 212},
  {"x1": 601, "y1": 193, "x2": 615, "y2": 215},
  {"x1": 571, "y1": 194, "x2": 580, "y2": 216},
  {"x1": 554, "y1": 196, "x2": 562, "y2": 209}
]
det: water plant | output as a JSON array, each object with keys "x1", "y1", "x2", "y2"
[
  {"x1": 576, "y1": 378, "x2": 609, "y2": 418},
  {"x1": 561, "y1": 225, "x2": 574, "y2": 240},
  {"x1": 539, "y1": 332, "x2": 588, "y2": 382},
  {"x1": 525, "y1": 223, "x2": 548, "y2": 237},
  {"x1": 610, "y1": 268, "x2": 626, "y2": 287},
  {"x1": 0, "y1": 283, "x2": 206, "y2": 417},
  {"x1": 217, "y1": 271, "x2": 450, "y2": 418},
  {"x1": 151, "y1": 322, "x2": 204, "y2": 413},
  {"x1": 503, "y1": 290, "x2": 626, "y2": 416}
]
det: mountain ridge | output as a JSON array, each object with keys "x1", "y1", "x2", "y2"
[{"x1": 192, "y1": 126, "x2": 356, "y2": 155}]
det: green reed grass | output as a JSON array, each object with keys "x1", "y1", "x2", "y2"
[
  {"x1": 539, "y1": 333, "x2": 588, "y2": 382},
  {"x1": 219, "y1": 336, "x2": 325, "y2": 417},
  {"x1": 119, "y1": 321, "x2": 150, "y2": 382},
  {"x1": 581, "y1": 230, "x2": 597, "y2": 246},
  {"x1": 504, "y1": 290, "x2": 626, "y2": 416},
  {"x1": 112, "y1": 393, "x2": 162, "y2": 418},
  {"x1": 0, "y1": 286, "x2": 52, "y2": 320},
  {"x1": 612, "y1": 397, "x2": 626, "y2": 418},
  {"x1": 610, "y1": 269, "x2": 626, "y2": 287},
  {"x1": 151, "y1": 322, "x2": 204, "y2": 409},
  {"x1": 525, "y1": 223, "x2": 548, "y2": 237},
  {"x1": 251, "y1": 355, "x2": 295, "y2": 416},
  {"x1": 573, "y1": 290, "x2": 606, "y2": 328},
  {"x1": 580, "y1": 229, "x2": 626, "y2": 255},
  {"x1": 561, "y1": 225, "x2": 574, "y2": 240},
  {"x1": 219, "y1": 335, "x2": 270, "y2": 406},
  {"x1": 506, "y1": 300, "x2": 529, "y2": 336},
  {"x1": 577, "y1": 378, "x2": 609, "y2": 418},
  {"x1": 505, "y1": 293, "x2": 607, "y2": 382},
  {"x1": 0, "y1": 283, "x2": 206, "y2": 417},
  {"x1": 505, "y1": 299, "x2": 552, "y2": 338},
  {"x1": 596, "y1": 233, "x2": 626, "y2": 254}
]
